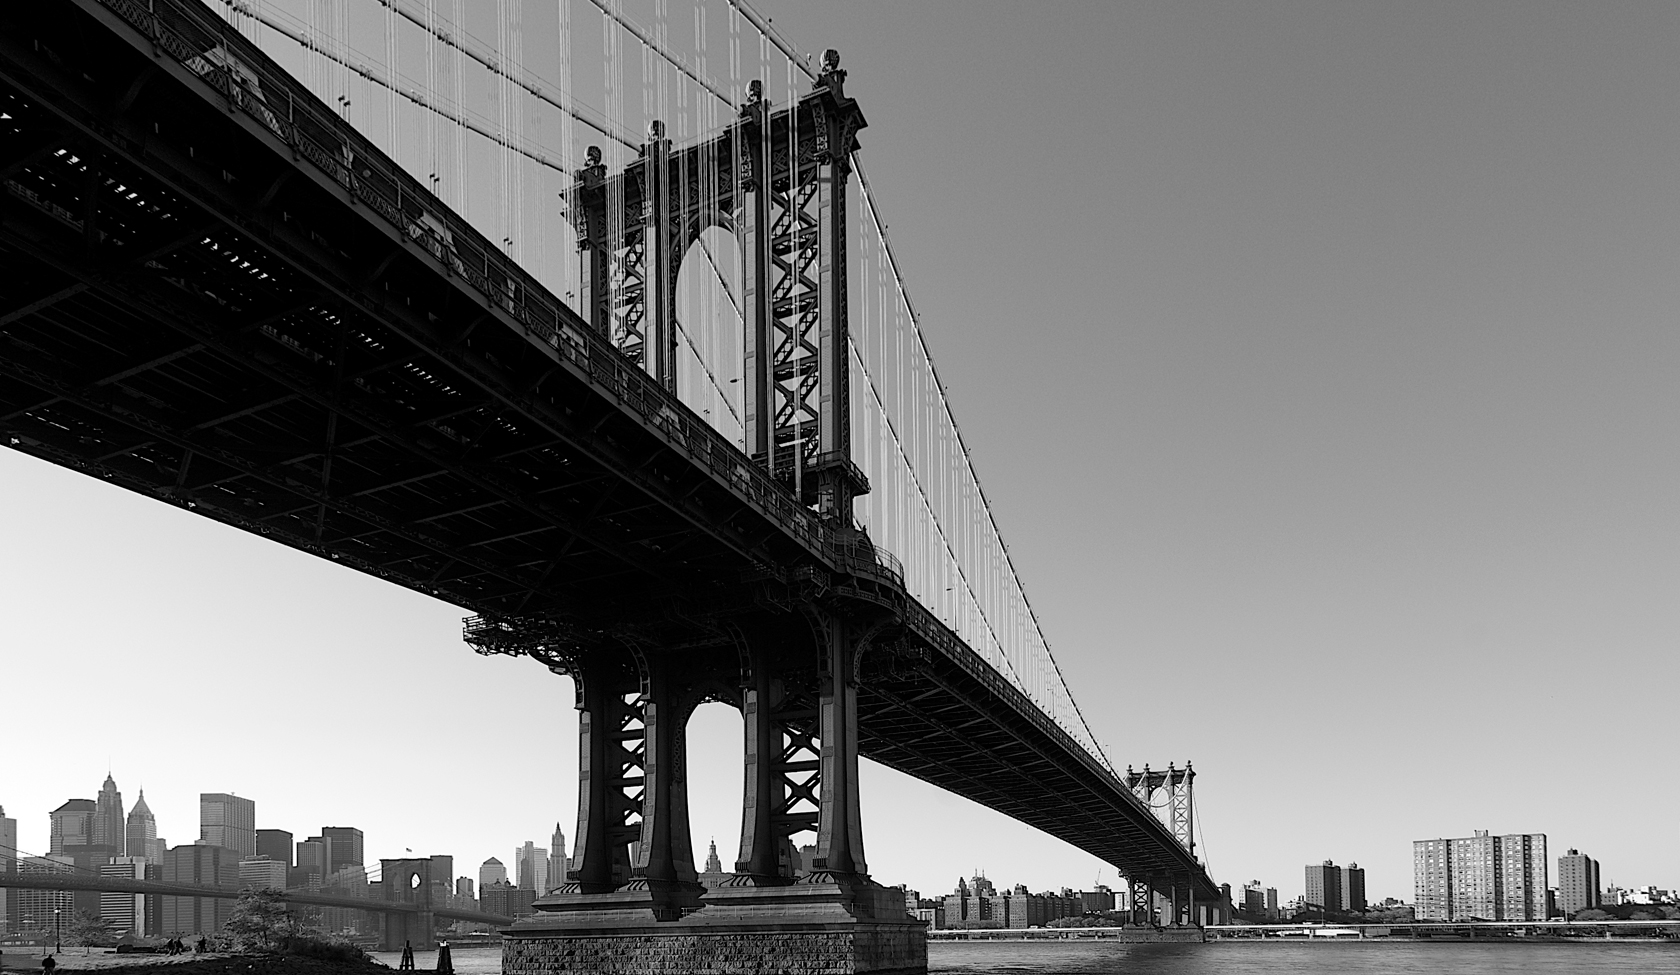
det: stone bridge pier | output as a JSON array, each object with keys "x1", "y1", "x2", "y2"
[{"x1": 499, "y1": 606, "x2": 925, "y2": 975}]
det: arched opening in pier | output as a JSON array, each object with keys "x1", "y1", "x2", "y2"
[{"x1": 684, "y1": 699, "x2": 745, "y2": 881}]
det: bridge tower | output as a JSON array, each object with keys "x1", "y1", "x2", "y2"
[
  {"x1": 567, "y1": 52, "x2": 868, "y2": 520},
  {"x1": 379, "y1": 858, "x2": 437, "y2": 952},
  {"x1": 1123, "y1": 762, "x2": 1196, "y2": 926},
  {"x1": 488, "y1": 52, "x2": 924, "y2": 974}
]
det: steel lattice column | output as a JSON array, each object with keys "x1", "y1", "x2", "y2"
[
  {"x1": 565, "y1": 654, "x2": 645, "y2": 893},
  {"x1": 733, "y1": 644, "x2": 819, "y2": 884}
]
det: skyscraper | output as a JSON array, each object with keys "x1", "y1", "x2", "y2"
[
  {"x1": 98, "y1": 858, "x2": 147, "y2": 936},
  {"x1": 238, "y1": 856, "x2": 288, "y2": 891},
  {"x1": 256, "y1": 830, "x2": 294, "y2": 868},
  {"x1": 319, "y1": 827, "x2": 364, "y2": 874},
  {"x1": 294, "y1": 838, "x2": 327, "y2": 888},
  {"x1": 0, "y1": 806, "x2": 16, "y2": 936},
  {"x1": 1414, "y1": 831, "x2": 1548, "y2": 921},
  {"x1": 49, "y1": 799, "x2": 95, "y2": 853},
  {"x1": 16, "y1": 856, "x2": 75, "y2": 936},
  {"x1": 548, "y1": 824, "x2": 568, "y2": 891},
  {"x1": 1340, "y1": 863, "x2": 1366, "y2": 912},
  {"x1": 125, "y1": 791, "x2": 158, "y2": 861},
  {"x1": 93, "y1": 775, "x2": 125, "y2": 851},
  {"x1": 161, "y1": 844, "x2": 240, "y2": 934},
  {"x1": 1557, "y1": 848, "x2": 1601, "y2": 917},
  {"x1": 199, "y1": 794, "x2": 256, "y2": 858},
  {"x1": 429, "y1": 856, "x2": 454, "y2": 901},
  {"x1": 514, "y1": 841, "x2": 547, "y2": 894},
  {"x1": 479, "y1": 857, "x2": 508, "y2": 892},
  {"x1": 1304, "y1": 861, "x2": 1342, "y2": 913}
]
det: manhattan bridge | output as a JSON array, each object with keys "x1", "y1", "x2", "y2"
[{"x1": 0, "y1": 0, "x2": 1223, "y2": 967}]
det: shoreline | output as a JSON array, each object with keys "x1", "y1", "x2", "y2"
[{"x1": 0, "y1": 953, "x2": 391, "y2": 975}]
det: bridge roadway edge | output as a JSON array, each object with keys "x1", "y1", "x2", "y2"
[
  {"x1": 0, "y1": 0, "x2": 1223, "y2": 946},
  {"x1": 28, "y1": 0, "x2": 830, "y2": 582}
]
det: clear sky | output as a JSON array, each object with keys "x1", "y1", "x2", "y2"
[{"x1": 4, "y1": 0, "x2": 1678, "y2": 907}]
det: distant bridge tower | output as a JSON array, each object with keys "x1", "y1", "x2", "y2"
[
  {"x1": 1123, "y1": 762, "x2": 1196, "y2": 925},
  {"x1": 379, "y1": 858, "x2": 436, "y2": 951}
]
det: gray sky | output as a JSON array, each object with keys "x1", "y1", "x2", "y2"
[{"x1": 4, "y1": 0, "x2": 1678, "y2": 905}]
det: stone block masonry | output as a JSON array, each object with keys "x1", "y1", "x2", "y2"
[{"x1": 504, "y1": 925, "x2": 926, "y2": 974}]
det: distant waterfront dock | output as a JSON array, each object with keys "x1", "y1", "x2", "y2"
[
  {"x1": 928, "y1": 927, "x2": 1204, "y2": 943},
  {"x1": 1208, "y1": 920, "x2": 1680, "y2": 941}
]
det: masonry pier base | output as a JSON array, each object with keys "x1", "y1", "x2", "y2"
[{"x1": 503, "y1": 880, "x2": 927, "y2": 975}]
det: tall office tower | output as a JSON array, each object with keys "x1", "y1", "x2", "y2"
[
  {"x1": 548, "y1": 824, "x2": 568, "y2": 890},
  {"x1": 456, "y1": 877, "x2": 475, "y2": 901},
  {"x1": 256, "y1": 829, "x2": 294, "y2": 868},
  {"x1": 238, "y1": 855, "x2": 288, "y2": 891},
  {"x1": 0, "y1": 806, "x2": 15, "y2": 935},
  {"x1": 429, "y1": 855, "x2": 454, "y2": 900},
  {"x1": 49, "y1": 799, "x2": 95, "y2": 853},
  {"x1": 1557, "y1": 849, "x2": 1601, "y2": 916},
  {"x1": 16, "y1": 856, "x2": 75, "y2": 936},
  {"x1": 1340, "y1": 862, "x2": 1367, "y2": 912},
  {"x1": 199, "y1": 794, "x2": 256, "y2": 858},
  {"x1": 319, "y1": 827, "x2": 364, "y2": 874},
  {"x1": 161, "y1": 844, "x2": 240, "y2": 935},
  {"x1": 1304, "y1": 860, "x2": 1343, "y2": 913},
  {"x1": 479, "y1": 857, "x2": 508, "y2": 892},
  {"x1": 98, "y1": 858, "x2": 147, "y2": 936},
  {"x1": 1414, "y1": 831, "x2": 1548, "y2": 920},
  {"x1": 93, "y1": 775, "x2": 125, "y2": 850},
  {"x1": 293, "y1": 839, "x2": 327, "y2": 890},
  {"x1": 515, "y1": 841, "x2": 547, "y2": 893},
  {"x1": 124, "y1": 791, "x2": 158, "y2": 860}
]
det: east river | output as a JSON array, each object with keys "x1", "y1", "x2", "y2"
[{"x1": 374, "y1": 940, "x2": 1679, "y2": 973}]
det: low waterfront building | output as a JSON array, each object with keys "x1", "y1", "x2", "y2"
[{"x1": 481, "y1": 878, "x2": 536, "y2": 918}]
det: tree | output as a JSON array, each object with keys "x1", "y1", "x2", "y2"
[
  {"x1": 66, "y1": 910, "x2": 118, "y2": 947},
  {"x1": 1572, "y1": 908, "x2": 1612, "y2": 921},
  {"x1": 224, "y1": 888, "x2": 304, "y2": 953}
]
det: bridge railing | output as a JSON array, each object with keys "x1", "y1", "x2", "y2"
[{"x1": 96, "y1": 0, "x2": 833, "y2": 566}]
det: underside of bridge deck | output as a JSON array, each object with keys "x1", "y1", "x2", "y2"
[
  {"x1": 0, "y1": 0, "x2": 1221, "y2": 914},
  {"x1": 0, "y1": 0, "x2": 814, "y2": 632}
]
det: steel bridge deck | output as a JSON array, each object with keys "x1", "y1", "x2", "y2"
[{"x1": 0, "y1": 0, "x2": 1217, "y2": 901}]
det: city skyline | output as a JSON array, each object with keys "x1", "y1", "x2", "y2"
[
  {"x1": 0, "y1": 766, "x2": 1663, "y2": 911},
  {"x1": 4, "y1": 0, "x2": 1680, "y2": 902}
]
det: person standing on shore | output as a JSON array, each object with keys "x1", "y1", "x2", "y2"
[{"x1": 41, "y1": 954, "x2": 56, "y2": 975}]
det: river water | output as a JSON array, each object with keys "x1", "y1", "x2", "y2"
[{"x1": 373, "y1": 940, "x2": 1679, "y2": 973}]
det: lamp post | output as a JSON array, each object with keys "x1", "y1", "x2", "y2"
[{"x1": 54, "y1": 906, "x2": 61, "y2": 953}]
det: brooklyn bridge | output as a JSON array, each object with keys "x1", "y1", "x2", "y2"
[{"x1": 0, "y1": 0, "x2": 1224, "y2": 969}]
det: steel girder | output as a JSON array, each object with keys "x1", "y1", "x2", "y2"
[{"x1": 0, "y1": 0, "x2": 1222, "y2": 905}]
